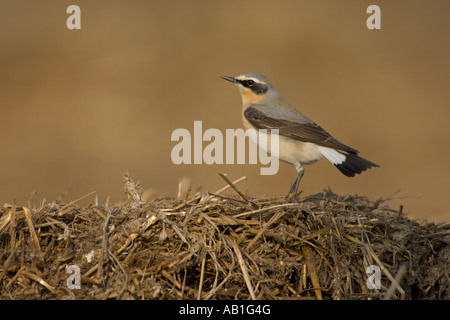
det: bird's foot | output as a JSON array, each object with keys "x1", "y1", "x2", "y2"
[{"x1": 284, "y1": 191, "x2": 302, "y2": 203}]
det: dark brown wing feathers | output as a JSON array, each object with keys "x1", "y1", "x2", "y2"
[{"x1": 244, "y1": 106, "x2": 358, "y2": 153}]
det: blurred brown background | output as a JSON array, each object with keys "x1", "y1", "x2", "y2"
[{"x1": 1, "y1": 1, "x2": 449, "y2": 222}]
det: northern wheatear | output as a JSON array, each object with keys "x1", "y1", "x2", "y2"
[{"x1": 222, "y1": 72, "x2": 379, "y2": 198}]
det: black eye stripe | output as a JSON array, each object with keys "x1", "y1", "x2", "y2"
[
  {"x1": 237, "y1": 79, "x2": 248, "y2": 86},
  {"x1": 237, "y1": 79, "x2": 268, "y2": 95}
]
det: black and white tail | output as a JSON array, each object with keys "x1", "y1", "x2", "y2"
[{"x1": 318, "y1": 146, "x2": 379, "y2": 177}]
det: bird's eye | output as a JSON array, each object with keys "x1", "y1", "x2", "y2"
[{"x1": 247, "y1": 80, "x2": 255, "y2": 87}]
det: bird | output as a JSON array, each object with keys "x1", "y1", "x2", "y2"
[{"x1": 221, "y1": 72, "x2": 379, "y2": 199}]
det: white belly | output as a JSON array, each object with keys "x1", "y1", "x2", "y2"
[{"x1": 246, "y1": 130, "x2": 325, "y2": 165}]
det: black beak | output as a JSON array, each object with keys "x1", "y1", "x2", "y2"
[{"x1": 221, "y1": 76, "x2": 238, "y2": 83}]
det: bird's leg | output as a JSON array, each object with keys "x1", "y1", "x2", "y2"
[{"x1": 285, "y1": 163, "x2": 304, "y2": 202}]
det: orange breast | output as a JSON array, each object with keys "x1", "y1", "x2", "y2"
[{"x1": 239, "y1": 87, "x2": 265, "y2": 107}]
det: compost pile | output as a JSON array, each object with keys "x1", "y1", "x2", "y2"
[{"x1": 0, "y1": 173, "x2": 448, "y2": 300}]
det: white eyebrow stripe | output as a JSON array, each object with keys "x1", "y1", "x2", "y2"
[{"x1": 235, "y1": 76, "x2": 265, "y2": 84}]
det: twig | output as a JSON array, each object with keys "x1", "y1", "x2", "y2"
[
  {"x1": 232, "y1": 242, "x2": 256, "y2": 300},
  {"x1": 218, "y1": 173, "x2": 258, "y2": 208},
  {"x1": 423, "y1": 230, "x2": 450, "y2": 238},
  {"x1": 97, "y1": 211, "x2": 112, "y2": 283},
  {"x1": 206, "y1": 192, "x2": 248, "y2": 204},
  {"x1": 81, "y1": 275, "x2": 102, "y2": 286},
  {"x1": 21, "y1": 270, "x2": 56, "y2": 294},
  {"x1": 301, "y1": 244, "x2": 323, "y2": 300},
  {"x1": 436, "y1": 221, "x2": 450, "y2": 230},
  {"x1": 9, "y1": 203, "x2": 16, "y2": 252},
  {"x1": 233, "y1": 203, "x2": 302, "y2": 218},
  {"x1": 383, "y1": 263, "x2": 408, "y2": 300},
  {"x1": 58, "y1": 191, "x2": 97, "y2": 215},
  {"x1": 204, "y1": 273, "x2": 233, "y2": 300},
  {"x1": 162, "y1": 194, "x2": 202, "y2": 212},
  {"x1": 197, "y1": 254, "x2": 207, "y2": 300},
  {"x1": 246, "y1": 211, "x2": 285, "y2": 250},
  {"x1": 108, "y1": 249, "x2": 128, "y2": 299},
  {"x1": 0, "y1": 207, "x2": 13, "y2": 235},
  {"x1": 116, "y1": 233, "x2": 140, "y2": 254},
  {"x1": 93, "y1": 208, "x2": 107, "y2": 220},
  {"x1": 202, "y1": 176, "x2": 247, "y2": 203},
  {"x1": 23, "y1": 207, "x2": 44, "y2": 261},
  {"x1": 181, "y1": 268, "x2": 187, "y2": 299},
  {"x1": 331, "y1": 216, "x2": 341, "y2": 239}
]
